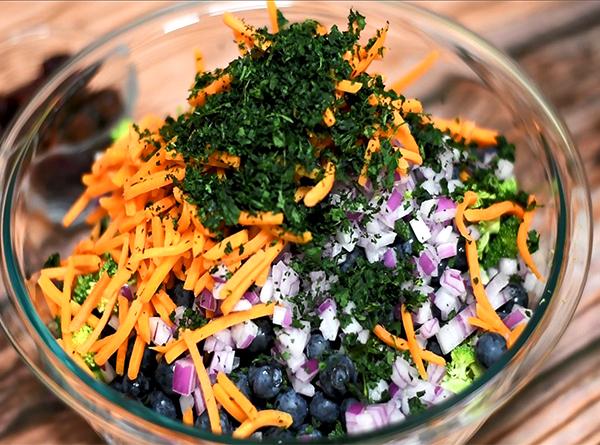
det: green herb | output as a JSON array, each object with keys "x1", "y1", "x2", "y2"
[
  {"x1": 408, "y1": 395, "x2": 427, "y2": 415},
  {"x1": 174, "y1": 308, "x2": 208, "y2": 334},
  {"x1": 72, "y1": 255, "x2": 118, "y2": 304},
  {"x1": 328, "y1": 421, "x2": 346, "y2": 439}
]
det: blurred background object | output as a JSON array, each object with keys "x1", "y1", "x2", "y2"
[{"x1": 0, "y1": 2, "x2": 598, "y2": 444}]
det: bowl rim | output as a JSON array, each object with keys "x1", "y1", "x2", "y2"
[{"x1": 0, "y1": 1, "x2": 590, "y2": 444}]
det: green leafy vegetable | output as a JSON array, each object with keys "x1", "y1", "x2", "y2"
[{"x1": 441, "y1": 344, "x2": 484, "y2": 393}]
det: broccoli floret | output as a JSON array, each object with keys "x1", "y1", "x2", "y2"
[
  {"x1": 441, "y1": 343, "x2": 484, "y2": 394},
  {"x1": 480, "y1": 216, "x2": 520, "y2": 269},
  {"x1": 72, "y1": 325, "x2": 94, "y2": 347},
  {"x1": 477, "y1": 218, "x2": 501, "y2": 256},
  {"x1": 72, "y1": 256, "x2": 118, "y2": 305},
  {"x1": 73, "y1": 273, "x2": 98, "y2": 304},
  {"x1": 82, "y1": 352, "x2": 104, "y2": 381},
  {"x1": 110, "y1": 118, "x2": 132, "y2": 141},
  {"x1": 100, "y1": 254, "x2": 118, "y2": 277}
]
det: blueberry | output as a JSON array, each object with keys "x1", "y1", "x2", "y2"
[
  {"x1": 234, "y1": 373, "x2": 252, "y2": 400},
  {"x1": 170, "y1": 282, "x2": 194, "y2": 308},
  {"x1": 340, "y1": 249, "x2": 362, "y2": 273},
  {"x1": 451, "y1": 238, "x2": 468, "y2": 272},
  {"x1": 476, "y1": 333, "x2": 507, "y2": 368},
  {"x1": 309, "y1": 392, "x2": 339, "y2": 424},
  {"x1": 394, "y1": 239, "x2": 415, "y2": 257},
  {"x1": 140, "y1": 347, "x2": 158, "y2": 373},
  {"x1": 109, "y1": 377, "x2": 124, "y2": 393},
  {"x1": 148, "y1": 391, "x2": 177, "y2": 419},
  {"x1": 275, "y1": 389, "x2": 308, "y2": 427},
  {"x1": 297, "y1": 424, "x2": 323, "y2": 440},
  {"x1": 249, "y1": 364, "x2": 283, "y2": 399},
  {"x1": 505, "y1": 283, "x2": 529, "y2": 309},
  {"x1": 426, "y1": 338, "x2": 450, "y2": 362},
  {"x1": 247, "y1": 317, "x2": 275, "y2": 354},
  {"x1": 318, "y1": 354, "x2": 357, "y2": 399},
  {"x1": 122, "y1": 373, "x2": 152, "y2": 400},
  {"x1": 195, "y1": 410, "x2": 234, "y2": 434},
  {"x1": 306, "y1": 332, "x2": 330, "y2": 359},
  {"x1": 263, "y1": 427, "x2": 294, "y2": 442},
  {"x1": 154, "y1": 361, "x2": 176, "y2": 396}
]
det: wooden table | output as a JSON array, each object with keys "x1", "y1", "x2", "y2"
[{"x1": 0, "y1": 2, "x2": 598, "y2": 444}]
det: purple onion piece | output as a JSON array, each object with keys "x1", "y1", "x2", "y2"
[
  {"x1": 387, "y1": 189, "x2": 403, "y2": 211},
  {"x1": 197, "y1": 289, "x2": 217, "y2": 311},
  {"x1": 120, "y1": 284, "x2": 133, "y2": 301},
  {"x1": 383, "y1": 248, "x2": 397, "y2": 269}
]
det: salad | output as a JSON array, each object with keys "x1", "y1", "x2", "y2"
[{"x1": 36, "y1": 3, "x2": 543, "y2": 440}]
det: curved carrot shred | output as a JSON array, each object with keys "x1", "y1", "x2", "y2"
[
  {"x1": 233, "y1": 410, "x2": 293, "y2": 439},
  {"x1": 304, "y1": 161, "x2": 336, "y2": 207},
  {"x1": 464, "y1": 201, "x2": 524, "y2": 222},
  {"x1": 390, "y1": 50, "x2": 439, "y2": 93},
  {"x1": 372, "y1": 324, "x2": 445, "y2": 366},
  {"x1": 217, "y1": 372, "x2": 258, "y2": 420},
  {"x1": 400, "y1": 305, "x2": 427, "y2": 380},
  {"x1": 213, "y1": 383, "x2": 247, "y2": 423},
  {"x1": 455, "y1": 191, "x2": 478, "y2": 241},
  {"x1": 517, "y1": 196, "x2": 544, "y2": 280},
  {"x1": 432, "y1": 117, "x2": 498, "y2": 146},
  {"x1": 238, "y1": 211, "x2": 284, "y2": 226}
]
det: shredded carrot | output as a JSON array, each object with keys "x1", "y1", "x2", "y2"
[
  {"x1": 203, "y1": 230, "x2": 249, "y2": 261},
  {"x1": 213, "y1": 383, "x2": 247, "y2": 423},
  {"x1": 238, "y1": 211, "x2": 283, "y2": 226},
  {"x1": 222, "y1": 229, "x2": 272, "y2": 265},
  {"x1": 194, "y1": 271, "x2": 214, "y2": 297},
  {"x1": 95, "y1": 299, "x2": 143, "y2": 365},
  {"x1": 303, "y1": 161, "x2": 336, "y2": 207},
  {"x1": 432, "y1": 117, "x2": 498, "y2": 146},
  {"x1": 390, "y1": 50, "x2": 439, "y2": 93},
  {"x1": 269, "y1": 227, "x2": 312, "y2": 244},
  {"x1": 217, "y1": 372, "x2": 258, "y2": 420},
  {"x1": 188, "y1": 73, "x2": 233, "y2": 107},
  {"x1": 464, "y1": 201, "x2": 524, "y2": 222},
  {"x1": 124, "y1": 169, "x2": 184, "y2": 200},
  {"x1": 164, "y1": 303, "x2": 277, "y2": 363},
  {"x1": 353, "y1": 25, "x2": 388, "y2": 76},
  {"x1": 323, "y1": 107, "x2": 336, "y2": 127},
  {"x1": 136, "y1": 303, "x2": 152, "y2": 344},
  {"x1": 399, "y1": 148, "x2": 423, "y2": 165},
  {"x1": 194, "y1": 48, "x2": 205, "y2": 73},
  {"x1": 266, "y1": 0, "x2": 279, "y2": 33},
  {"x1": 184, "y1": 331, "x2": 222, "y2": 434},
  {"x1": 455, "y1": 191, "x2": 478, "y2": 241},
  {"x1": 139, "y1": 255, "x2": 179, "y2": 303},
  {"x1": 336, "y1": 80, "x2": 363, "y2": 94},
  {"x1": 517, "y1": 196, "x2": 543, "y2": 280},
  {"x1": 115, "y1": 295, "x2": 129, "y2": 376},
  {"x1": 465, "y1": 238, "x2": 511, "y2": 338},
  {"x1": 183, "y1": 407, "x2": 194, "y2": 426},
  {"x1": 233, "y1": 410, "x2": 293, "y2": 439},
  {"x1": 358, "y1": 137, "x2": 380, "y2": 187},
  {"x1": 219, "y1": 250, "x2": 267, "y2": 311},
  {"x1": 400, "y1": 305, "x2": 427, "y2": 379},
  {"x1": 393, "y1": 111, "x2": 420, "y2": 154},
  {"x1": 507, "y1": 322, "x2": 526, "y2": 348},
  {"x1": 372, "y1": 324, "x2": 445, "y2": 365},
  {"x1": 127, "y1": 335, "x2": 146, "y2": 380},
  {"x1": 294, "y1": 186, "x2": 311, "y2": 203},
  {"x1": 62, "y1": 192, "x2": 90, "y2": 228}
]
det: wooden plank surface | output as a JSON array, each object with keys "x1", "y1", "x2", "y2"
[{"x1": 0, "y1": 2, "x2": 598, "y2": 444}]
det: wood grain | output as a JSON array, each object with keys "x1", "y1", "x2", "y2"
[{"x1": 0, "y1": 2, "x2": 598, "y2": 444}]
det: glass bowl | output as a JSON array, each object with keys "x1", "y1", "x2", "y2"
[{"x1": 0, "y1": 2, "x2": 592, "y2": 444}]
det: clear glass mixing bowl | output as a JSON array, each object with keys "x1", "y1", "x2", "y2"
[{"x1": 0, "y1": 2, "x2": 592, "y2": 444}]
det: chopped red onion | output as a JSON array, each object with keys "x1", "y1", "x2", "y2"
[
  {"x1": 231, "y1": 320, "x2": 258, "y2": 349},
  {"x1": 409, "y1": 217, "x2": 432, "y2": 243},
  {"x1": 485, "y1": 272, "x2": 509, "y2": 301},
  {"x1": 500, "y1": 258, "x2": 518, "y2": 276},
  {"x1": 413, "y1": 300, "x2": 433, "y2": 325},
  {"x1": 271, "y1": 261, "x2": 300, "y2": 300},
  {"x1": 418, "y1": 249, "x2": 438, "y2": 276},
  {"x1": 495, "y1": 159, "x2": 514, "y2": 180},
  {"x1": 346, "y1": 410, "x2": 376, "y2": 435},
  {"x1": 120, "y1": 284, "x2": 133, "y2": 301},
  {"x1": 108, "y1": 314, "x2": 119, "y2": 330},
  {"x1": 179, "y1": 393, "x2": 195, "y2": 414},
  {"x1": 149, "y1": 317, "x2": 172, "y2": 346},
  {"x1": 173, "y1": 358, "x2": 197, "y2": 396},
  {"x1": 210, "y1": 264, "x2": 229, "y2": 283},
  {"x1": 319, "y1": 306, "x2": 339, "y2": 341},
  {"x1": 317, "y1": 298, "x2": 337, "y2": 315},
  {"x1": 426, "y1": 363, "x2": 446, "y2": 385},
  {"x1": 503, "y1": 305, "x2": 530, "y2": 329},
  {"x1": 347, "y1": 402, "x2": 365, "y2": 416},
  {"x1": 420, "y1": 198, "x2": 438, "y2": 219},
  {"x1": 259, "y1": 278, "x2": 274, "y2": 303},
  {"x1": 213, "y1": 329, "x2": 233, "y2": 348},
  {"x1": 277, "y1": 324, "x2": 310, "y2": 356},
  {"x1": 440, "y1": 268, "x2": 466, "y2": 297},
  {"x1": 365, "y1": 404, "x2": 391, "y2": 428},
  {"x1": 198, "y1": 289, "x2": 217, "y2": 311},
  {"x1": 193, "y1": 387, "x2": 206, "y2": 416},
  {"x1": 383, "y1": 248, "x2": 397, "y2": 269},
  {"x1": 432, "y1": 197, "x2": 457, "y2": 223},
  {"x1": 295, "y1": 358, "x2": 319, "y2": 383},
  {"x1": 419, "y1": 318, "x2": 440, "y2": 339},
  {"x1": 436, "y1": 241, "x2": 458, "y2": 259},
  {"x1": 209, "y1": 350, "x2": 235, "y2": 375},
  {"x1": 290, "y1": 374, "x2": 315, "y2": 397},
  {"x1": 387, "y1": 189, "x2": 403, "y2": 211},
  {"x1": 389, "y1": 382, "x2": 400, "y2": 398},
  {"x1": 391, "y1": 357, "x2": 417, "y2": 389},
  {"x1": 434, "y1": 287, "x2": 461, "y2": 320},
  {"x1": 272, "y1": 305, "x2": 292, "y2": 328},
  {"x1": 232, "y1": 298, "x2": 253, "y2": 312},
  {"x1": 243, "y1": 290, "x2": 260, "y2": 305}
]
